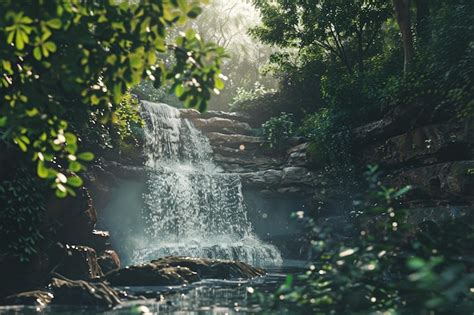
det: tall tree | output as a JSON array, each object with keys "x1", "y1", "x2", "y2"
[{"x1": 393, "y1": 0, "x2": 415, "y2": 73}]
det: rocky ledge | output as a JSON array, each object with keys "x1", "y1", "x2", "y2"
[
  {"x1": 0, "y1": 256, "x2": 265, "y2": 309},
  {"x1": 105, "y1": 256, "x2": 265, "y2": 286}
]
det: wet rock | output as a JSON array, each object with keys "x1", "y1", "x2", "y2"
[
  {"x1": 0, "y1": 290, "x2": 53, "y2": 306},
  {"x1": 49, "y1": 277, "x2": 121, "y2": 309},
  {"x1": 179, "y1": 108, "x2": 200, "y2": 119},
  {"x1": 98, "y1": 250, "x2": 121, "y2": 274},
  {"x1": 104, "y1": 263, "x2": 200, "y2": 286},
  {"x1": 55, "y1": 245, "x2": 103, "y2": 281},
  {"x1": 151, "y1": 256, "x2": 266, "y2": 279}
]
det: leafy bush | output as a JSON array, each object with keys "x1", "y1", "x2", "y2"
[
  {"x1": 230, "y1": 82, "x2": 275, "y2": 111},
  {"x1": 256, "y1": 166, "x2": 474, "y2": 313},
  {"x1": 299, "y1": 109, "x2": 352, "y2": 170},
  {"x1": 262, "y1": 113, "x2": 294, "y2": 152},
  {"x1": 0, "y1": 169, "x2": 47, "y2": 261}
]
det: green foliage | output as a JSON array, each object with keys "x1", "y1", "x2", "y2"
[
  {"x1": 0, "y1": 1, "x2": 225, "y2": 197},
  {"x1": 262, "y1": 113, "x2": 294, "y2": 152},
  {"x1": 251, "y1": 0, "x2": 392, "y2": 74},
  {"x1": 256, "y1": 166, "x2": 474, "y2": 313},
  {"x1": 230, "y1": 82, "x2": 275, "y2": 112},
  {"x1": 111, "y1": 91, "x2": 144, "y2": 157},
  {"x1": 0, "y1": 169, "x2": 46, "y2": 261},
  {"x1": 249, "y1": 0, "x2": 473, "y2": 139},
  {"x1": 299, "y1": 109, "x2": 352, "y2": 170},
  {"x1": 132, "y1": 80, "x2": 183, "y2": 108}
]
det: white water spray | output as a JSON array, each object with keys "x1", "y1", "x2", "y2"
[{"x1": 133, "y1": 101, "x2": 282, "y2": 267}]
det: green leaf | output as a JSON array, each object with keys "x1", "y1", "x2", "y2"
[
  {"x1": 0, "y1": 116, "x2": 7, "y2": 127},
  {"x1": 37, "y1": 161, "x2": 48, "y2": 178},
  {"x1": 187, "y1": 7, "x2": 202, "y2": 19},
  {"x1": 69, "y1": 161, "x2": 82, "y2": 172},
  {"x1": 67, "y1": 176, "x2": 83, "y2": 188},
  {"x1": 26, "y1": 108, "x2": 39, "y2": 117},
  {"x1": 46, "y1": 18, "x2": 62, "y2": 29},
  {"x1": 175, "y1": 84, "x2": 185, "y2": 97},
  {"x1": 77, "y1": 152, "x2": 94, "y2": 161},
  {"x1": 407, "y1": 257, "x2": 425, "y2": 270},
  {"x1": 65, "y1": 132, "x2": 77, "y2": 145},
  {"x1": 44, "y1": 41, "x2": 57, "y2": 53}
]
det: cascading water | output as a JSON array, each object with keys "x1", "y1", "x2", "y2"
[{"x1": 133, "y1": 101, "x2": 282, "y2": 267}]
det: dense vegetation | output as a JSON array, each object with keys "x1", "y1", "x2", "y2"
[
  {"x1": 236, "y1": 0, "x2": 473, "y2": 152},
  {"x1": 256, "y1": 167, "x2": 474, "y2": 314},
  {"x1": 241, "y1": 1, "x2": 474, "y2": 313}
]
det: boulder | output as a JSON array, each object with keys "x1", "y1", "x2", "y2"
[
  {"x1": 104, "y1": 263, "x2": 200, "y2": 286},
  {"x1": 151, "y1": 256, "x2": 266, "y2": 280},
  {"x1": 49, "y1": 277, "x2": 121, "y2": 309},
  {"x1": 55, "y1": 245, "x2": 103, "y2": 281},
  {"x1": 98, "y1": 250, "x2": 121, "y2": 274},
  {"x1": 0, "y1": 290, "x2": 53, "y2": 307}
]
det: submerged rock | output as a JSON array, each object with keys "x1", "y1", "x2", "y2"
[
  {"x1": 151, "y1": 256, "x2": 266, "y2": 280},
  {"x1": 0, "y1": 290, "x2": 53, "y2": 306},
  {"x1": 49, "y1": 277, "x2": 121, "y2": 309},
  {"x1": 104, "y1": 263, "x2": 200, "y2": 286}
]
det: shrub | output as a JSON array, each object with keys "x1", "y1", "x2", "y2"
[
  {"x1": 0, "y1": 169, "x2": 47, "y2": 261},
  {"x1": 262, "y1": 113, "x2": 294, "y2": 152},
  {"x1": 257, "y1": 166, "x2": 474, "y2": 314},
  {"x1": 299, "y1": 109, "x2": 352, "y2": 170}
]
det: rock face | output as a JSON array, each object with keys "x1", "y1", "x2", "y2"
[
  {"x1": 55, "y1": 245, "x2": 103, "y2": 281},
  {"x1": 181, "y1": 109, "x2": 315, "y2": 194},
  {"x1": 184, "y1": 108, "x2": 473, "y2": 220},
  {"x1": 105, "y1": 256, "x2": 265, "y2": 286}
]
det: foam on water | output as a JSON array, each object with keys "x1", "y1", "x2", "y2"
[{"x1": 134, "y1": 101, "x2": 282, "y2": 267}]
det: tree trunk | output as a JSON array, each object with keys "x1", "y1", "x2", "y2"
[{"x1": 393, "y1": 0, "x2": 415, "y2": 74}]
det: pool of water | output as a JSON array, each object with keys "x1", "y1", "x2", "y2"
[{"x1": 0, "y1": 267, "x2": 305, "y2": 315}]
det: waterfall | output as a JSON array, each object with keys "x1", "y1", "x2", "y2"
[{"x1": 133, "y1": 101, "x2": 282, "y2": 267}]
